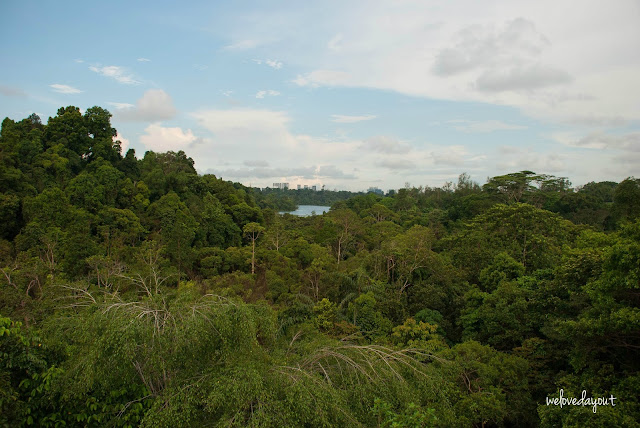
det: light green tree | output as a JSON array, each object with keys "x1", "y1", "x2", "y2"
[{"x1": 243, "y1": 222, "x2": 265, "y2": 274}]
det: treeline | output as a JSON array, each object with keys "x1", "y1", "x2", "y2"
[
  {"x1": 252, "y1": 187, "x2": 364, "y2": 211},
  {"x1": 1, "y1": 107, "x2": 639, "y2": 427}
]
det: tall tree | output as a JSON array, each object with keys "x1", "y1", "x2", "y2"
[{"x1": 243, "y1": 222, "x2": 265, "y2": 274}]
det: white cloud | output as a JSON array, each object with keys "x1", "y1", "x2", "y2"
[
  {"x1": 265, "y1": 59, "x2": 282, "y2": 69},
  {"x1": 256, "y1": 90, "x2": 281, "y2": 98},
  {"x1": 244, "y1": 160, "x2": 270, "y2": 167},
  {"x1": 192, "y1": 109, "x2": 296, "y2": 158},
  {"x1": 253, "y1": 58, "x2": 282, "y2": 69},
  {"x1": 375, "y1": 158, "x2": 417, "y2": 170},
  {"x1": 223, "y1": 39, "x2": 263, "y2": 51},
  {"x1": 114, "y1": 132, "x2": 130, "y2": 153},
  {"x1": 362, "y1": 136, "x2": 411, "y2": 154},
  {"x1": 0, "y1": 85, "x2": 27, "y2": 97},
  {"x1": 433, "y1": 18, "x2": 551, "y2": 77},
  {"x1": 215, "y1": 165, "x2": 356, "y2": 180},
  {"x1": 190, "y1": 108, "x2": 370, "y2": 185},
  {"x1": 293, "y1": 70, "x2": 352, "y2": 87},
  {"x1": 107, "y1": 102, "x2": 135, "y2": 110},
  {"x1": 49, "y1": 84, "x2": 82, "y2": 94},
  {"x1": 430, "y1": 145, "x2": 470, "y2": 166},
  {"x1": 328, "y1": 34, "x2": 343, "y2": 51},
  {"x1": 316, "y1": 165, "x2": 356, "y2": 179},
  {"x1": 74, "y1": 59, "x2": 84, "y2": 63},
  {"x1": 193, "y1": 109, "x2": 291, "y2": 136},
  {"x1": 556, "y1": 131, "x2": 640, "y2": 151},
  {"x1": 331, "y1": 114, "x2": 376, "y2": 123},
  {"x1": 140, "y1": 124, "x2": 197, "y2": 152},
  {"x1": 228, "y1": 1, "x2": 640, "y2": 125},
  {"x1": 499, "y1": 145, "x2": 522, "y2": 155},
  {"x1": 89, "y1": 65, "x2": 139, "y2": 84},
  {"x1": 115, "y1": 89, "x2": 176, "y2": 122},
  {"x1": 448, "y1": 119, "x2": 527, "y2": 133},
  {"x1": 137, "y1": 58, "x2": 151, "y2": 62},
  {"x1": 497, "y1": 151, "x2": 567, "y2": 173},
  {"x1": 475, "y1": 64, "x2": 571, "y2": 92}
]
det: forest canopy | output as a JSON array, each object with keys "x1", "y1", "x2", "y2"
[{"x1": 1, "y1": 107, "x2": 639, "y2": 427}]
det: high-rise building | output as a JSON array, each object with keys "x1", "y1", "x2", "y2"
[{"x1": 272, "y1": 182, "x2": 289, "y2": 190}]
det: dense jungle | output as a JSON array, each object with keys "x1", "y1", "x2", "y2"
[{"x1": 1, "y1": 107, "x2": 639, "y2": 427}]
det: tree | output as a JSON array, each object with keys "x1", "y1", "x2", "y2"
[
  {"x1": 119, "y1": 148, "x2": 140, "y2": 180},
  {"x1": 326, "y1": 208, "x2": 361, "y2": 265},
  {"x1": 146, "y1": 192, "x2": 197, "y2": 278},
  {"x1": 199, "y1": 193, "x2": 241, "y2": 248},
  {"x1": 83, "y1": 106, "x2": 121, "y2": 163},
  {"x1": 382, "y1": 225, "x2": 435, "y2": 294},
  {"x1": 447, "y1": 203, "x2": 577, "y2": 282},
  {"x1": 613, "y1": 177, "x2": 640, "y2": 221},
  {"x1": 436, "y1": 341, "x2": 534, "y2": 427},
  {"x1": 84, "y1": 106, "x2": 116, "y2": 140},
  {"x1": 44, "y1": 106, "x2": 90, "y2": 157},
  {"x1": 483, "y1": 171, "x2": 540, "y2": 203},
  {"x1": 362, "y1": 203, "x2": 395, "y2": 223},
  {"x1": 304, "y1": 243, "x2": 333, "y2": 301},
  {"x1": 455, "y1": 172, "x2": 480, "y2": 195},
  {"x1": 263, "y1": 219, "x2": 291, "y2": 252},
  {"x1": 346, "y1": 291, "x2": 392, "y2": 340},
  {"x1": 0, "y1": 193, "x2": 21, "y2": 240},
  {"x1": 243, "y1": 222, "x2": 265, "y2": 274}
]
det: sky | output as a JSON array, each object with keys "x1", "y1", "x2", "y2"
[{"x1": 1, "y1": 0, "x2": 639, "y2": 191}]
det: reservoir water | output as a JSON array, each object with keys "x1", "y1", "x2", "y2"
[{"x1": 280, "y1": 205, "x2": 331, "y2": 217}]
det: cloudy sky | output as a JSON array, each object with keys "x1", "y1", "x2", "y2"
[{"x1": 1, "y1": 0, "x2": 639, "y2": 191}]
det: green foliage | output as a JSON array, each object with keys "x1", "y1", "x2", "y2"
[
  {"x1": 372, "y1": 399, "x2": 437, "y2": 427},
  {"x1": 313, "y1": 298, "x2": 338, "y2": 331},
  {"x1": 447, "y1": 203, "x2": 577, "y2": 281},
  {"x1": 347, "y1": 291, "x2": 392, "y2": 340},
  {"x1": 613, "y1": 177, "x2": 640, "y2": 221},
  {"x1": 252, "y1": 187, "x2": 362, "y2": 208},
  {"x1": 0, "y1": 193, "x2": 21, "y2": 240},
  {"x1": 2, "y1": 107, "x2": 640, "y2": 426},
  {"x1": 461, "y1": 280, "x2": 538, "y2": 351},
  {"x1": 436, "y1": 341, "x2": 534, "y2": 427},
  {"x1": 391, "y1": 317, "x2": 447, "y2": 351},
  {"x1": 478, "y1": 252, "x2": 525, "y2": 291}
]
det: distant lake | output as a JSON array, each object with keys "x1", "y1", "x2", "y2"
[{"x1": 280, "y1": 205, "x2": 331, "y2": 217}]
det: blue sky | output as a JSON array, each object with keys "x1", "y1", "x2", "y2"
[{"x1": 1, "y1": 0, "x2": 639, "y2": 191}]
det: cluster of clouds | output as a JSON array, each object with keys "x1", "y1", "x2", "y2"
[
  {"x1": 24, "y1": 0, "x2": 636, "y2": 189},
  {"x1": 209, "y1": 0, "x2": 638, "y2": 185},
  {"x1": 50, "y1": 84, "x2": 82, "y2": 94},
  {"x1": 255, "y1": 90, "x2": 280, "y2": 99},
  {"x1": 331, "y1": 114, "x2": 376, "y2": 123},
  {"x1": 89, "y1": 65, "x2": 139, "y2": 85},
  {"x1": 446, "y1": 120, "x2": 527, "y2": 133},
  {"x1": 45, "y1": 62, "x2": 143, "y2": 96},
  {"x1": 109, "y1": 89, "x2": 176, "y2": 122},
  {"x1": 185, "y1": 108, "x2": 506, "y2": 187},
  {"x1": 283, "y1": 1, "x2": 637, "y2": 127},
  {"x1": 252, "y1": 59, "x2": 283, "y2": 69},
  {"x1": 107, "y1": 89, "x2": 200, "y2": 155}
]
